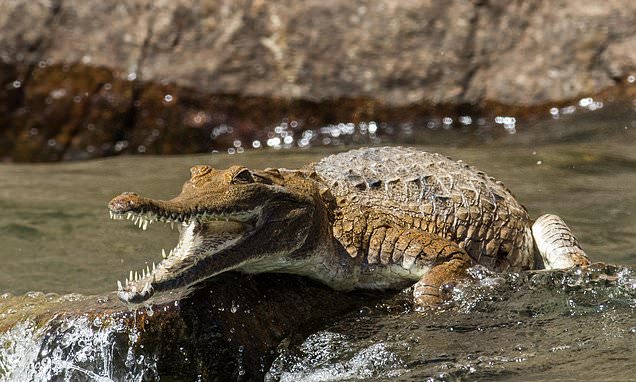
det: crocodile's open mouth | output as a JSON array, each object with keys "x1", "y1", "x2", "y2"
[
  {"x1": 109, "y1": 196, "x2": 261, "y2": 303},
  {"x1": 108, "y1": 165, "x2": 315, "y2": 304}
]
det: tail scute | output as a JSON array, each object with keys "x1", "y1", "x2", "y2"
[{"x1": 532, "y1": 214, "x2": 590, "y2": 270}]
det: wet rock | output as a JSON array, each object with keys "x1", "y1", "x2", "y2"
[
  {"x1": 0, "y1": 273, "x2": 385, "y2": 381},
  {"x1": 2, "y1": 0, "x2": 636, "y2": 161}
]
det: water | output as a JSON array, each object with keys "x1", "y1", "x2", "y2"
[
  {"x1": 0, "y1": 102, "x2": 635, "y2": 380},
  {"x1": 267, "y1": 265, "x2": 636, "y2": 381}
]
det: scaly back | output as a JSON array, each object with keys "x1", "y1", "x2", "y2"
[{"x1": 312, "y1": 147, "x2": 535, "y2": 271}]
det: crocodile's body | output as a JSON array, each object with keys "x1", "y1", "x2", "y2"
[
  {"x1": 108, "y1": 147, "x2": 589, "y2": 305},
  {"x1": 313, "y1": 148, "x2": 535, "y2": 272}
]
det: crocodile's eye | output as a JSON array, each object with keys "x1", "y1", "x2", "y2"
[{"x1": 231, "y1": 168, "x2": 254, "y2": 184}]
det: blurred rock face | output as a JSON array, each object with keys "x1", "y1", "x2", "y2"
[{"x1": 1, "y1": 0, "x2": 636, "y2": 161}]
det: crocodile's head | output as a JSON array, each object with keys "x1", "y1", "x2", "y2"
[{"x1": 108, "y1": 165, "x2": 320, "y2": 303}]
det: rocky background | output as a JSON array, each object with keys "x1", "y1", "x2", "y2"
[{"x1": 2, "y1": 0, "x2": 636, "y2": 161}]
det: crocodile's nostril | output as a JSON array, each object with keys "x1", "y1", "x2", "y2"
[{"x1": 108, "y1": 193, "x2": 143, "y2": 213}]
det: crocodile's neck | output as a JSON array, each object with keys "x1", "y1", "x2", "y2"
[{"x1": 235, "y1": 168, "x2": 364, "y2": 287}]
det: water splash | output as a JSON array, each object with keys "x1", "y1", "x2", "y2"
[
  {"x1": 266, "y1": 331, "x2": 405, "y2": 382},
  {"x1": 449, "y1": 264, "x2": 636, "y2": 315},
  {"x1": 0, "y1": 315, "x2": 157, "y2": 381}
]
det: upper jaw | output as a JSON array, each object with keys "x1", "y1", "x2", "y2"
[
  {"x1": 108, "y1": 193, "x2": 262, "y2": 304},
  {"x1": 108, "y1": 192, "x2": 259, "y2": 229}
]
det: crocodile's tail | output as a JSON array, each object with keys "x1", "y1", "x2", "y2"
[{"x1": 531, "y1": 214, "x2": 590, "y2": 270}]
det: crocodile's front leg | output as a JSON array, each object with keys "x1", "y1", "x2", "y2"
[
  {"x1": 366, "y1": 227, "x2": 472, "y2": 307},
  {"x1": 412, "y1": 250, "x2": 471, "y2": 307}
]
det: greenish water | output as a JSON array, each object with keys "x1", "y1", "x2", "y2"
[
  {"x1": 1, "y1": 108, "x2": 635, "y2": 296},
  {"x1": 0, "y1": 103, "x2": 635, "y2": 380}
]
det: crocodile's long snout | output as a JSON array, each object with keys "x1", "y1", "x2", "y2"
[
  {"x1": 109, "y1": 192, "x2": 190, "y2": 229},
  {"x1": 109, "y1": 192, "x2": 169, "y2": 215}
]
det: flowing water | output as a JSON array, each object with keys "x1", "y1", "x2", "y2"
[{"x1": 0, "y1": 102, "x2": 635, "y2": 381}]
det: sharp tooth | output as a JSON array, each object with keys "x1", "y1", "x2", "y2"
[
  {"x1": 162, "y1": 249, "x2": 167, "y2": 258},
  {"x1": 129, "y1": 270, "x2": 133, "y2": 281},
  {"x1": 135, "y1": 271, "x2": 139, "y2": 281},
  {"x1": 142, "y1": 220, "x2": 148, "y2": 230},
  {"x1": 117, "y1": 280, "x2": 123, "y2": 291},
  {"x1": 125, "y1": 277, "x2": 129, "y2": 285},
  {"x1": 171, "y1": 222, "x2": 174, "y2": 230},
  {"x1": 146, "y1": 265, "x2": 150, "y2": 275},
  {"x1": 152, "y1": 262, "x2": 156, "y2": 272},
  {"x1": 142, "y1": 268, "x2": 146, "y2": 279}
]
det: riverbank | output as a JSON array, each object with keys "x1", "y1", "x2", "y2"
[{"x1": 3, "y1": 0, "x2": 636, "y2": 162}]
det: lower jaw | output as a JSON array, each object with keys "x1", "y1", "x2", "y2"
[
  {"x1": 118, "y1": 287, "x2": 153, "y2": 303},
  {"x1": 117, "y1": 219, "x2": 255, "y2": 302}
]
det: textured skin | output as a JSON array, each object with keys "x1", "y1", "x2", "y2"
[
  {"x1": 109, "y1": 147, "x2": 588, "y2": 306},
  {"x1": 312, "y1": 147, "x2": 536, "y2": 273},
  {"x1": 532, "y1": 214, "x2": 589, "y2": 269}
]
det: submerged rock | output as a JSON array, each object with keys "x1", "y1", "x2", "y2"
[
  {"x1": 1, "y1": 265, "x2": 634, "y2": 381},
  {"x1": 0, "y1": 273, "x2": 385, "y2": 381}
]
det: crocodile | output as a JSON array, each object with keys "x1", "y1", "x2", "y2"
[{"x1": 108, "y1": 147, "x2": 590, "y2": 306}]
